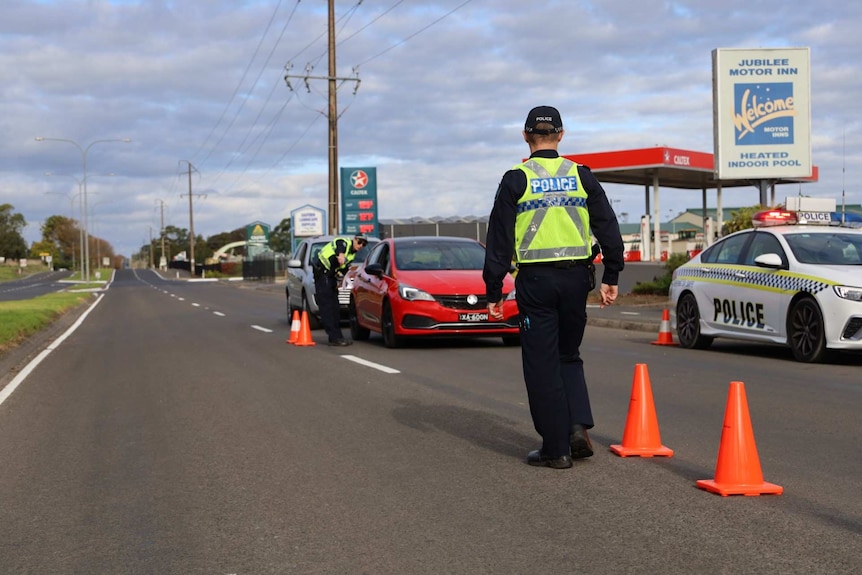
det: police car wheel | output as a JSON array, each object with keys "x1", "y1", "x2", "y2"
[
  {"x1": 381, "y1": 300, "x2": 402, "y2": 348},
  {"x1": 787, "y1": 297, "x2": 827, "y2": 363},
  {"x1": 349, "y1": 297, "x2": 370, "y2": 341},
  {"x1": 676, "y1": 292, "x2": 713, "y2": 350}
]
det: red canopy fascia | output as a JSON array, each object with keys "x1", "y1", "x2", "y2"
[{"x1": 561, "y1": 146, "x2": 818, "y2": 190}]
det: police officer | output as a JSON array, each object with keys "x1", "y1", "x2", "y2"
[
  {"x1": 483, "y1": 106, "x2": 624, "y2": 469},
  {"x1": 314, "y1": 233, "x2": 368, "y2": 346}
]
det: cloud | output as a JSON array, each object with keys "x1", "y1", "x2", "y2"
[{"x1": 1, "y1": 0, "x2": 860, "y2": 258}]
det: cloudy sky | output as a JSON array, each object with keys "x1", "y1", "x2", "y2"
[{"x1": 2, "y1": 0, "x2": 861, "y2": 258}]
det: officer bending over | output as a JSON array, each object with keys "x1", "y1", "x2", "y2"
[{"x1": 313, "y1": 234, "x2": 368, "y2": 346}]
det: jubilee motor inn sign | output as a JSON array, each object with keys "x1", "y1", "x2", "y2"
[{"x1": 713, "y1": 47, "x2": 812, "y2": 180}]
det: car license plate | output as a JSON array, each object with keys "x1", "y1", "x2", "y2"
[{"x1": 459, "y1": 312, "x2": 488, "y2": 322}]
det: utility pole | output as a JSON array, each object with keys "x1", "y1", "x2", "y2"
[
  {"x1": 284, "y1": 0, "x2": 360, "y2": 234},
  {"x1": 179, "y1": 161, "x2": 204, "y2": 276},
  {"x1": 157, "y1": 199, "x2": 167, "y2": 270},
  {"x1": 148, "y1": 226, "x2": 155, "y2": 268}
]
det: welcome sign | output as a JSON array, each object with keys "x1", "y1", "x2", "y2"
[{"x1": 713, "y1": 47, "x2": 811, "y2": 180}]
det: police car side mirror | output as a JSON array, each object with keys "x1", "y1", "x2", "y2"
[
  {"x1": 287, "y1": 259, "x2": 302, "y2": 269},
  {"x1": 365, "y1": 263, "x2": 384, "y2": 278},
  {"x1": 753, "y1": 253, "x2": 784, "y2": 269}
]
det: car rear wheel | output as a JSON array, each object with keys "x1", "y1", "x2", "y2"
[
  {"x1": 787, "y1": 297, "x2": 827, "y2": 363},
  {"x1": 381, "y1": 300, "x2": 402, "y2": 348},
  {"x1": 349, "y1": 297, "x2": 370, "y2": 341},
  {"x1": 676, "y1": 292, "x2": 713, "y2": 349},
  {"x1": 286, "y1": 286, "x2": 294, "y2": 321},
  {"x1": 302, "y1": 291, "x2": 321, "y2": 330}
]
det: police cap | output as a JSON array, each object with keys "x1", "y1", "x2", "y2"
[{"x1": 524, "y1": 105, "x2": 563, "y2": 135}]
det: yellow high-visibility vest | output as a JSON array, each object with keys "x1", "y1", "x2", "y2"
[{"x1": 514, "y1": 157, "x2": 590, "y2": 263}]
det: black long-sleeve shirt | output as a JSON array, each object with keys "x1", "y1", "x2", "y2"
[{"x1": 483, "y1": 149, "x2": 625, "y2": 303}]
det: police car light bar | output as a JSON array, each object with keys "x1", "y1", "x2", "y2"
[
  {"x1": 752, "y1": 210, "x2": 797, "y2": 227},
  {"x1": 831, "y1": 211, "x2": 862, "y2": 228},
  {"x1": 751, "y1": 208, "x2": 862, "y2": 228}
]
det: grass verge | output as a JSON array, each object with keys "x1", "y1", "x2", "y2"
[
  {"x1": 0, "y1": 292, "x2": 92, "y2": 355},
  {"x1": 0, "y1": 266, "x2": 40, "y2": 281}
]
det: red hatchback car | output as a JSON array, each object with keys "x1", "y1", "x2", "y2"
[{"x1": 349, "y1": 236, "x2": 520, "y2": 347}]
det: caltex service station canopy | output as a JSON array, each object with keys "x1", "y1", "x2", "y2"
[{"x1": 562, "y1": 146, "x2": 819, "y2": 261}]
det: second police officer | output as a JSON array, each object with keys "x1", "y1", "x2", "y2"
[{"x1": 313, "y1": 233, "x2": 368, "y2": 346}]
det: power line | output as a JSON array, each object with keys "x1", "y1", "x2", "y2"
[
  {"x1": 353, "y1": 0, "x2": 475, "y2": 67},
  {"x1": 201, "y1": 0, "x2": 475, "y2": 203},
  {"x1": 192, "y1": 0, "x2": 295, "y2": 167},
  {"x1": 336, "y1": 0, "x2": 405, "y2": 47},
  {"x1": 203, "y1": 0, "x2": 304, "y2": 188}
]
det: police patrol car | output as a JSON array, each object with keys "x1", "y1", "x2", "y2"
[{"x1": 670, "y1": 197, "x2": 862, "y2": 362}]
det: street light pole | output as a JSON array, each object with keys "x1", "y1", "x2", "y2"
[{"x1": 35, "y1": 136, "x2": 130, "y2": 282}]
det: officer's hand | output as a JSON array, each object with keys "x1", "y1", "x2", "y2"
[
  {"x1": 599, "y1": 284, "x2": 618, "y2": 308},
  {"x1": 487, "y1": 300, "x2": 504, "y2": 320},
  {"x1": 337, "y1": 254, "x2": 346, "y2": 266}
]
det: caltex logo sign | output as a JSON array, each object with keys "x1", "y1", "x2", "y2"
[{"x1": 350, "y1": 170, "x2": 368, "y2": 189}]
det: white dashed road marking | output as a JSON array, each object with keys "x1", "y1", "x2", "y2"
[{"x1": 341, "y1": 355, "x2": 400, "y2": 374}]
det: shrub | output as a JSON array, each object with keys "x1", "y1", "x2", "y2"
[{"x1": 631, "y1": 252, "x2": 691, "y2": 295}]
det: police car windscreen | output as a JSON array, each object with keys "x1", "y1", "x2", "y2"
[{"x1": 783, "y1": 232, "x2": 862, "y2": 265}]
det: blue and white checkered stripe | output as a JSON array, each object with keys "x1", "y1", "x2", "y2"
[{"x1": 678, "y1": 265, "x2": 832, "y2": 294}]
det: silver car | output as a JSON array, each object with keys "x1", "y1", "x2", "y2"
[{"x1": 285, "y1": 235, "x2": 377, "y2": 328}]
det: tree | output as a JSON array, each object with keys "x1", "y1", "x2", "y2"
[
  {"x1": 37, "y1": 214, "x2": 80, "y2": 268},
  {"x1": 163, "y1": 225, "x2": 189, "y2": 260},
  {"x1": 0, "y1": 203, "x2": 28, "y2": 260},
  {"x1": 206, "y1": 228, "x2": 246, "y2": 257},
  {"x1": 722, "y1": 205, "x2": 763, "y2": 235},
  {"x1": 269, "y1": 217, "x2": 292, "y2": 254}
]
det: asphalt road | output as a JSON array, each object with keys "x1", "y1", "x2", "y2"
[
  {"x1": 0, "y1": 269, "x2": 859, "y2": 574},
  {"x1": 0, "y1": 269, "x2": 73, "y2": 301}
]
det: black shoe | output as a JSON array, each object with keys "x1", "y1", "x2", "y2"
[
  {"x1": 570, "y1": 424, "x2": 594, "y2": 460},
  {"x1": 526, "y1": 450, "x2": 573, "y2": 469},
  {"x1": 328, "y1": 339, "x2": 353, "y2": 346}
]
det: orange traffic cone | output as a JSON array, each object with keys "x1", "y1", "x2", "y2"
[
  {"x1": 286, "y1": 310, "x2": 301, "y2": 344},
  {"x1": 293, "y1": 310, "x2": 316, "y2": 347},
  {"x1": 697, "y1": 381, "x2": 783, "y2": 496},
  {"x1": 651, "y1": 309, "x2": 678, "y2": 346},
  {"x1": 610, "y1": 364, "x2": 674, "y2": 457}
]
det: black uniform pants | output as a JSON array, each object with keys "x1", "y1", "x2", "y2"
[
  {"x1": 313, "y1": 267, "x2": 345, "y2": 342},
  {"x1": 515, "y1": 263, "x2": 594, "y2": 458}
]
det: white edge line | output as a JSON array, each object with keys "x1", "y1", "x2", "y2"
[
  {"x1": 213, "y1": 311, "x2": 225, "y2": 317},
  {"x1": 341, "y1": 354, "x2": 400, "y2": 374},
  {"x1": 251, "y1": 325, "x2": 273, "y2": 333},
  {"x1": 0, "y1": 293, "x2": 105, "y2": 409}
]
